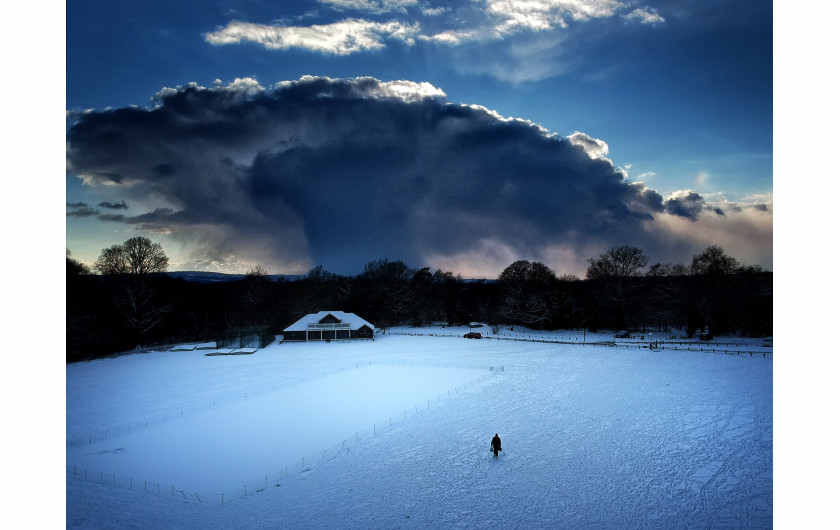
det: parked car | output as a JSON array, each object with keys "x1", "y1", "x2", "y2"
[
  {"x1": 464, "y1": 332, "x2": 482, "y2": 339},
  {"x1": 699, "y1": 332, "x2": 712, "y2": 341},
  {"x1": 614, "y1": 331, "x2": 630, "y2": 338}
]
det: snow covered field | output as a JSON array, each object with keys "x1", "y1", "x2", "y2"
[
  {"x1": 67, "y1": 363, "x2": 491, "y2": 493},
  {"x1": 66, "y1": 326, "x2": 773, "y2": 528}
]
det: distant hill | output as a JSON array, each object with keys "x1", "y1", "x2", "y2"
[
  {"x1": 167, "y1": 271, "x2": 491, "y2": 283},
  {"x1": 166, "y1": 271, "x2": 302, "y2": 283}
]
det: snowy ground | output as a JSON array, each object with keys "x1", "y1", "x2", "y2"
[{"x1": 66, "y1": 326, "x2": 773, "y2": 528}]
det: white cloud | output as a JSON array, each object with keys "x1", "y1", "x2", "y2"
[
  {"x1": 622, "y1": 7, "x2": 665, "y2": 25},
  {"x1": 567, "y1": 130, "x2": 610, "y2": 160},
  {"x1": 204, "y1": 18, "x2": 419, "y2": 55},
  {"x1": 319, "y1": 0, "x2": 417, "y2": 14},
  {"x1": 486, "y1": 0, "x2": 623, "y2": 35},
  {"x1": 421, "y1": 6, "x2": 450, "y2": 17},
  {"x1": 152, "y1": 78, "x2": 266, "y2": 109},
  {"x1": 418, "y1": 29, "x2": 487, "y2": 45},
  {"x1": 274, "y1": 75, "x2": 446, "y2": 102},
  {"x1": 373, "y1": 79, "x2": 447, "y2": 101}
]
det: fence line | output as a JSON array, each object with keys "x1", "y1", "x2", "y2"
[
  {"x1": 386, "y1": 331, "x2": 772, "y2": 358},
  {"x1": 67, "y1": 364, "x2": 504, "y2": 507}
]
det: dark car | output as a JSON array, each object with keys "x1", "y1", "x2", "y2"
[
  {"x1": 464, "y1": 332, "x2": 482, "y2": 339},
  {"x1": 614, "y1": 331, "x2": 630, "y2": 338}
]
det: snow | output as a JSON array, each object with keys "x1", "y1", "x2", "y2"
[
  {"x1": 68, "y1": 363, "x2": 490, "y2": 493},
  {"x1": 66, "y1": 326, "x2": 774, "y2": 528}
]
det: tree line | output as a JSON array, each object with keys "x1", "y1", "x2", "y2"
[{"x1": 66, "y1": 238, "x2": 771, "y2": 362}]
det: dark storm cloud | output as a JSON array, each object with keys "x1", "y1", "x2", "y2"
[
  {"x1": 66, "y1": 202, "x2": 99, "y2": 217},
  {"x1": 664, "y1": 191, "x2": 724, "y2": 221},
  {"x1": 66, "y1": 76, "x2": 709, "y2": 274},
  {"x1": 98, "y1": 199, "x2": 129, "y2": 210},
  {"x1": 98, "y1": 208, "x2": 176, "y2": 227}
]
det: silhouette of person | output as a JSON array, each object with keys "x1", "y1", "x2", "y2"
[{"x1": 491, "y1": 433, "x2": 502, "y2": 458}]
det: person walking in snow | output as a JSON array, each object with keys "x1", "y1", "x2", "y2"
[{"x1": 491, "y1": 433, "x2": 502, "y2": 458}]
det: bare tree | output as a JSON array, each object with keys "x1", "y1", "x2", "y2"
[
  {"x1": 244, "y1": 265, "x2": 270, "y2": 303},
  {"x1": 586, "y1": 245, "x2": 649, "y2": 279},
  {"x1": 690, "y1": 245, "x2": 739, "y2": 275},
  {"x1": 361, "y1": 258, "x2": 416, "y2": 326},
  {"x1": 94, "y1": 244, "x2": 129, "y2": 275},
  {"x1": 93, "y1": 236, "x2": 170, "y2": 345},
  {"x1": 585, "y1": 246, "x2": 650, "y2": 329},
  {"x1": 497, "y1": 260, "x2": 557, "y2": 329},
  {"x1": 647, "y1": 262, "x2": 690, "y2": 277},
  {"x1": 122, "y1": 236, "x2": 169, "y2": 275},
  {"x1": 67, "y1": 248, "x2": 91, "y2": 276},
  {"x1": 94, "y1": 237, "x2": 168, "y2": 276}
]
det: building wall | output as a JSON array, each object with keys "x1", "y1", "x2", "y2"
[
  {"x1": 283, "y1": 326, "x2": 373, "y2": 342},
  {"x1": 283, "y1": 331, "x2": 307, "y2": 342},
  {"x1": 350, "y1": 325, "x2": 374, "y2": 340},
  {"x1": 283, "y1": 315, "x2": 375, "y2": 342}
]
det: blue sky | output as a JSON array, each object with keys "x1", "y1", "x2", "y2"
[{"x1": 65, "y1": 0, "x2": 773, "y2": 277}]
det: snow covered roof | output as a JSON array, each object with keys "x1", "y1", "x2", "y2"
[{"x1": 283, "y1": 311, "x2": 375, "y2": 332}]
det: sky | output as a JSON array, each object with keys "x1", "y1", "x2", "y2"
[{"x1": 64, "y1": 0, "x2": 775, "y2": 277}]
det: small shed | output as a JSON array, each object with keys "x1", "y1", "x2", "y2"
[{"x1": 282, "y1": 311, "x2": 375, "y2": 342}]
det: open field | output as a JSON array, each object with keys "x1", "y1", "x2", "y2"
[{"x1": 67, "y1": 326, "x2": 773, "y2": 529}]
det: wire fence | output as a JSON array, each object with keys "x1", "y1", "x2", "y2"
[
  {"x1": 386, "y1": 331, "x2": 773, "y2": 358},
  {"x1": 216, "y1": 327, "x2": 275, "y2": 349},
  {"x1": 67, "y1": 361, "x2": 504, "y2": 507}
]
